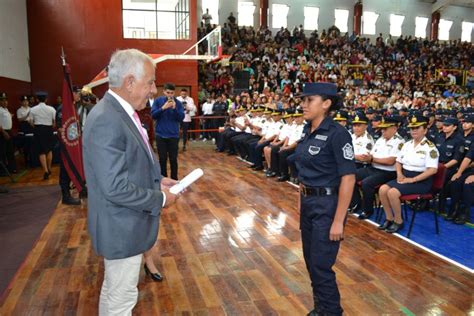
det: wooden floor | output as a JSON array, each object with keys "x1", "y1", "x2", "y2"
[{"x1": 1, "y1": 143, "x2": 473, "y2": 315}]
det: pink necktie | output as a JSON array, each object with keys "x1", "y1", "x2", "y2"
[{"x1": 132, "y1": 112, "x2": 153, "y2": 158}]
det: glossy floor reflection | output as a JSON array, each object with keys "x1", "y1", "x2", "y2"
[{"x1": 1, "y1": 143, "x2": 473, "y2": 315}]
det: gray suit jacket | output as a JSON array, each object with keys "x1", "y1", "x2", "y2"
[{"x1": 83, "y1": 92, "x2": 164, "y2": 260}]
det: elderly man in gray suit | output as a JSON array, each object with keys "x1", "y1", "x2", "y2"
[{"x1": 83, "y1": 49, "x2": 178, "y2": 315}]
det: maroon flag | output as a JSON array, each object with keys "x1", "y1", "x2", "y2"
[{"x1": 59, "y1": 52, "x2": 85, "y2": 193}]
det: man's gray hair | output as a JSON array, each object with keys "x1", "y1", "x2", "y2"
[{"x1": 108, "y1": 49, "x2": 155, "y2": 88}]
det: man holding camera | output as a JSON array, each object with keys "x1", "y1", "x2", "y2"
[{"x1": 151, "y1": 83, "x2": 184, "y2": 180}]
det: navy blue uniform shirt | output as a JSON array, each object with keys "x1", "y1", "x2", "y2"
[
  {"x1": 151, "y1": 96, "x2": 185, "y2": 138},
  {"x1": 295, "y1": 116, "x2": 356, "y2": 187},
  {"x1": 435, "y1": 132, "x2": 465, "y2": 163},
  {"x1": 463, "y1": 131, "x2": 474, "y2": 153}
]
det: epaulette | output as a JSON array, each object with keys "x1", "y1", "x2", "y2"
[{"x1": 394, "y1": 134, "x2": 403, "y2": 140}]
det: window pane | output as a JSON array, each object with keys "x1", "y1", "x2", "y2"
[
  {"x1": 122, "y1": 0, "x2": 155, "y2": 10},
  {"x1": 123, "y1": 10, "x2": 157, "y2": 39},
  {"x1": 238, "y1": 2, "x2": 255, "y2": 27},
  {"x1": 461, "y1": 21, "x2": 473, "y2": 42},
  {"x1": 202, "y1": 0, "x2": 219, "y2": 25},
  {"x1": 157, "y1": 11, "x2": 177, "y2": 39},
  {"x1": 157, "y1": 0, "x2": 179, "y2": 11},
  {"x1": 362, "y1": 11, "x2": 379, "y2": 35},
  {"x1": 415, "y1": 16, "x2": 428, "y2": 38},
  {"x1": 272, "y1": 4, "x2": 289, "y2": 29},
  {"x1": 439, "y1": 19, "x2": 453, "y2": 41},
  {"x1": 389, "y1": 14, "x2": 404, "y2": 37},
  {"x1": 304, "y1": 6, "x2": 319, "y2": 31},
  {"x1": 334, "y1": 9, "x2": 349, "y2": 33}
]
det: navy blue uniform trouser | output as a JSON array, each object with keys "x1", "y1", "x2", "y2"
[
  {"x1": 439, "y1": 168, "x2": 457, "y2": 212},
  {"x1": 351, "y1": 167, "x2": 396, "y2": 213},
  {"x1": 250, "y1": 141, "x2": 270, "y2": 167},
  {"x1": 270, "y1": 145, "x2": 282, "y2": 173},
  {"x1": 300, "y1": 194, "x2": 343, "y2": 316},
  {"x1": 450, "y1": 168, "x2": 474, "y2": 208},
  {"x1": 232, "y1": 134, "x2": 254, "y2": 159}
]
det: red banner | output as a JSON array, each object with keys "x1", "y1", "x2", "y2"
[{"x1": 60, "y1": 63, "x2": 85, "y2": 193}]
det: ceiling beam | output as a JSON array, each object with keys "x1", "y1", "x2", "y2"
[{"x1": 432, "y1": 0, "x2": 455, "y2": 13}]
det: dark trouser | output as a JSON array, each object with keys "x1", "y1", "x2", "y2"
[
  {"x1": 217, "y1": 129, "x2": 240, "y2": 152},
  {"x1": 250, "y1": 141, "x2": 270, "y2": 167},
  {"x1": 351, "y1": 167, "x2": 397, "y2": 214},
  {"x1": 181, "y1": 122, "x2": 191, "y2": 147},
  {"x1": 203, "y1": 116, "x2": 214, "y2": 139},
  {"x1": 269, "y1": 145, "x2": 282, "y2": 173},
  {"x1": 156, "y1": 136, "x2": 179, "y2": 180},
  {"x1": 233, "y1": 134, "x2": 257, "y2": 159},
  {"x1": 438, "y1": 168, "x2": 457, "y2": 213},
  {"x1": 224, "y1": 130, "x2": 243, "y2": 153},
  {"x1": 300, "y1": 194, "x2": 343, "y2": 316},
  {"x1": 0, "y1": 131, "x2": 16, "y2": 173},
  {"x1": 59, "y1": 156, "x2": 71, "y2": 197},
  {"x1": 287, "y1": 152, "x2": 298, "y2": 178},
  {"x1": 450, "y1": 169, "x2": 474, "y2": 215},
  {"x1": 355, "y1": 162, "x2": 369, "y2": 169}
]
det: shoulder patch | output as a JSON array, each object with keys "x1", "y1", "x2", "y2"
[
  {"x1": 430, "y1": 150, "x2": 438, "y2": 158},
  {"x1": 398, "y1": 143, "x2": 404, "y2": 150},
  {"x1": 342, "y1": 143, "x2": 354, "y2": 160},
  {"x1": 366, "y1": 143, "x2": 373, "y2": 150}
]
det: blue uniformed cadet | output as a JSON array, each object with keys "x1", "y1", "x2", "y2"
[
  {"x1": 435, "y1": 116, "x2": 465, "y2": 213},
  {"x1": 426, "y1": 111, "x2": 438, "y2": 141},
  {"x1": 449, "y1": 143, "x2": 474, "y2": 224},
  {"x1": 369, "y1": 114, "x2": 383, "y2": 141},
  {"x1": 351, "y1": 112, "x2": 374, "y2": 169},
  {"x1": 461, "y1": 113, "x2": 474, "y2": 153},
  {"x1": 378, "y1": 114, "x2": 439, "y2": 234},
  {"x1": 294, "y1": 82, "x2": 356, "y2": 316}
]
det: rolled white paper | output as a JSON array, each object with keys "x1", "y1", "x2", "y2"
[{"x1": 169, "y1": 168, "x2": 204, "y2": 194}]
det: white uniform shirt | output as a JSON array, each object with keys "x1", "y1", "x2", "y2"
[
  {"x1": 177, "y1": 96, "x2": 196, "y2": 122},
  {"x1": 277, "y1": 123, "x2": 293, "y2": 141},
  {"x1": 352, "y1": 131, "x2": 374, "y2": 157},
  {"x1": 232, "y1": 116, "x2": 246, "y2": 132},
  {"x1": 371, "y1": 133, "x2": 405, "y2": 171},
  {"x1": 202, "y1": 101, "x2": 214, "y2": 115},
  {"x1": 0, "y1": 107, "x2": 13, "y2": 130},
  {"x1": 397, "y1": 137, "x2": 439, "y2": 172},
  {"x1": 288, "y1": 123, "x2": 304, "y2": 145},
  {"x1": 264, "y1": 120, "x2": 283, "y2": 140},
  {"x1": 17, "y1": 106, "x2": 32, "y2": 122},
  {"x1": 30, "y1": 103, "x2": 56, "y2": 126}
]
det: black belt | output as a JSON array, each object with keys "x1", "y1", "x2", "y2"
[{"x1": 300, "y1": 185, "x2": 338, "y2": 197}]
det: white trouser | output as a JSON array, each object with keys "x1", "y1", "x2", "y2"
[{"x1": 99, "y1": 254, "x2": 143, "y2": 316}]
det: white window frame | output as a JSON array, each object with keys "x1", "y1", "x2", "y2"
[
  {"x1": 415, "y1": 16, "x2": 429, "y2": 38},
  {"x1": 304, "y1": 6, "x2": 319, "y2": 31},
  {"x1": 438, "y1": 19, "x2": 453, "y2": 41},
  {"x1": 202, "y1": 0, "x2": 219, "y2": 25},
  {"x1": 362, "y1": 11, "x2": 379, "y2": 35},
  {"x1": 334, "y1": 9, "x2": 349, "y2": 33},
  {"x1": 272, "y1": 3, "x2": 290, "y2": 29},
  {"x1": 238, "y1": 2, "x2": 256, "y2": 27},
  {"x1": 461, "y1": 21, "x2": 473, "y2": 42},
  {"x1": 389, "y1": 14, "x2": 404, "y2": 37}
]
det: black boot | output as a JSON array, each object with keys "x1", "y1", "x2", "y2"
[
  {"x1": 454, "y1": 207, "x2": 469, "y2": 225},
  {"x1": 62, "y1": 191, "x2": 81, "y2": 205},
  {"x1": 445, "y1": 203, "x2": 459, "y2": 221}
]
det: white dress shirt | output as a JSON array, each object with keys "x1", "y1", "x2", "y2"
[
  {"x1": 397, "y1": 137, "x2": 439, "y2": 172},
  {"x1": 30, "y1": 103, "x2": 56, "y2": 126},
  {"x1": 371, "y1": 133, "x2": 404, "y2": 171},
  {"x1": 17, "y1": 106, "x2": 32, "y2": 122},
  {"x1": 0, "y1": 107, "x2": 13, "y2": 130}
]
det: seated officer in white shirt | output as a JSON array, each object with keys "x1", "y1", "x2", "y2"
[
  {"x1": 351, "y1": 112, "x2": 374, "y2": 169},
  {"x1": 351, "y1": 115, "x2": 405, "y2": 220},
  {"x1": 378, "y1": 114, "x2": 439, "y2": 234}
]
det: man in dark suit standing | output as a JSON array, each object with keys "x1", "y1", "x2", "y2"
[{"x1": 83, "y1": 49, "x2": 178, "y2": 315}]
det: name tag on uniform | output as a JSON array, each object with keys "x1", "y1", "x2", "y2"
[
  {"x1": 416, "y1": 151, "x2": 426, "y2": 155},
  {"x1": 308, "y1": 145, "x2": 321, "y2": 155},
  {"x1": 315, "y1": 134, "x2": 328, "y2": 141}
]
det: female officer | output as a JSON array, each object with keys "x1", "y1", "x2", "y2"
[
  {"x1": 294, "y1": 82, "x2": 356, "y2": 316},
  {"x1": 378, "y1": 114, "x2": 439, "y2": 233}
]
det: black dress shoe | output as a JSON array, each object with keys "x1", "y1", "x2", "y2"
[
  {"x1": 358, "y1": 211, "x2": 373, "y2": 220},
  {"x1": 43, "y1": 172, "x2": 49, "y2": 180},
  {"x1": 454, "y1": 209, "x2": 468, "y2": 225},
  {"x1": 278, "y1": 175, "x2": 290, "y2": 182},
  {"x1": 266, "y1": 171, "x2": 277, "y2": 177},
  {"x1": 385, "y1": 221, "x2": 404, "y2": 233},
  {"x1": 144, "y1": 264, "x2": 163, "y2": 282},
  {"x1": 62, "y1": 196, "x2": 81, "y2": 206},
  {"x1": 378, "y1": 220, "x2": 393, "y2": 230}
]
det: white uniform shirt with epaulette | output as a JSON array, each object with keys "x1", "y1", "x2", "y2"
[
  {"x1": 371, "y1": 133, "x2": 405, "y2": 171},
  {"x1": 277, "y1": 123, "x2": 292, "y2": 141},
  {"x1": 352, "y1": 131, "x2": 374, "y2": 158},
  {"x1": 288, "y1": 123, "x2": 305, "y2": 146},
  {"x1": 30, "y1": 103, "x2": 56, "y2": 126},
  {"x1": 233, "y1": 116, "x2": 246, "y2": 132},
  {"x1": 0, "y1": 107, "x2": 13, "y2": 130},
  {"x1": 264, "y1": 120, "x2": 283, "y2": 140},
  {"x1": 397, "y1": 137, "x2": 439, "y2": 172}
]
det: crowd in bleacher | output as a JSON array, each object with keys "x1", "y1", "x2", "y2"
[{"x1": 197, "y1": 16, "x2": 474, "y2": 230}]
